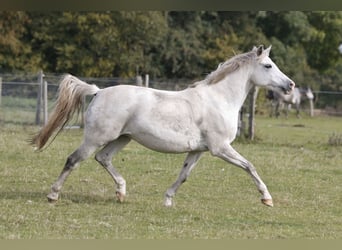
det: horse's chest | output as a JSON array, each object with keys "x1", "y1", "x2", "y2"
[{"x1": 202, "y1": 108, "x2": 238, "y2": 139}]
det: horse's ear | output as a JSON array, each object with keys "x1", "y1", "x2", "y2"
[
  {"x1": 264, "y1": 45, "x2": 272, "y2": 56},
  {"x1": 256, "y1": 45, "x2": 264, "y2": 56}
]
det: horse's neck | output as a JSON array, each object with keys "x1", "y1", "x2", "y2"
[{"x1": 208, "y1": 69, "x2": 252, "y2": 109}]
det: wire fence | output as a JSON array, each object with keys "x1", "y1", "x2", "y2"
[{"x1": 0, "y1": 72, "x2": 341, "y2": 127}]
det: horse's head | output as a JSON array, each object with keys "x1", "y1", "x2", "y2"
[{"x1": 250, "y1": 45, "x2": 295, "y2": 94}]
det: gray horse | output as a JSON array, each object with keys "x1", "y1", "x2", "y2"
[
  {"x1": 31, "y1": 46, "x2": 295, "y2": 207},
  {"x1": 268, "y1": 87, "x2": 314, "y2": 118}
]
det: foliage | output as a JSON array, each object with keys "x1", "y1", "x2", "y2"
[
  {"x1": 304, "y1": 11, "x2": 342, "y2": 71},
  {"x1": 0, "y1": 11, "x2": 39, "y2": 72},
  {"x1": 24, "y1": 12, "x2": 168, "y2": 77},
  {"x1": 0, "y1": 11, "x2": 342, "y2": 97}
]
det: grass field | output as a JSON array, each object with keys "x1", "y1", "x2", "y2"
[{"x1": 0, "y1": 114, "x2": 341, "y2": 239}]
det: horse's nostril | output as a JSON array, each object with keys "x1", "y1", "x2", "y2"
[{"x1": 289, "y1": 82, "x2": 295, "y2": 88}]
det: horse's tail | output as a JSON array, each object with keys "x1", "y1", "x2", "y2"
[{"x1": 31, "y1": 74, "x2": 100, "y2": 150}]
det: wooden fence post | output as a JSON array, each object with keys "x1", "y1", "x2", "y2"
[
  {"x1": 237, "y1": 108, "x2": 245, "y2": 137},
  {"x1": 43, "y1": 80, "x2": 48, "y2": 125},
  {"x1": 145, "y1": 74, "x2": 149, "y2": 88},
  {"x1": 309, "y1": 99, "x2": 314, "y2": 117},
  {"x1": 80, "y1": 95, "x2": 85, "y2": 128},
  {"x1": 0, "y1": 77, "x2": 2, "y2": 106},
  {"x1": 248, "y1": 86, "x2": 259, "y2": 140},
  {"x1": 35, "y1": 70, "x2": 45, "y2": 125}
]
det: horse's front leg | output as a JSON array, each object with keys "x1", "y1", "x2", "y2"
[
  {"x1": 164, "y1": 152, "x2": 203, "y2": 207},
  {"x1": 211, "y1": 143, "x2": 273, "y2": 207},
  {"x1": 295, "y1": 103, "x2": 301, "y2": 118}
]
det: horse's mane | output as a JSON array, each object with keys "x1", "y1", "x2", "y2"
[
  {"x1": 188, "y1": 50, "x2": 257, "y2": 88},
  {"x1": 206, "y1": 51, "x2": 257, "y2": 85}
]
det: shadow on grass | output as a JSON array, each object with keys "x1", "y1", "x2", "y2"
[
  {"x1": 62, "y1": 192, "x2": 122, "y2": 205},
  {"x1": 1, "y1": 190, "x2": 47, "y2": 201},
  {"x1": 0, "y1": 189, "x2": 122, "y2": 205}
]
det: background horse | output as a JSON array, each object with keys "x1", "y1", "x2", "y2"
[
  {"x1": 268, "y1": 87, "x2": 314, "y2": 118},
  {"x1": 31, "y1": 45, "x2": 294, "y2": 208}
]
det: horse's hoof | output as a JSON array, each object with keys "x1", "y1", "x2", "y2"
[
  {"x1": 116, "y1": 191, "x2": 125, "y2": 203},
  {"x1": 261, "y1": 199, "x2": 273, "y2": 207},
  {"x1": 48, "y1": 199, "x2": 58, "y2": 204},
  {"x1": 164, "y1": 197, "x2": 173, "y2": 207},
  {"x1": 47, "y1": 193, "x2": 58, "y2": 203},
  {"x1": 47, "y1": 197, "x2": 58, "y2": 203}
]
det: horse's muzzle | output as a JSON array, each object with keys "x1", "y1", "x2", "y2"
[{"x1": 283, "y1": 81, "x2": 295, "y2": 94}]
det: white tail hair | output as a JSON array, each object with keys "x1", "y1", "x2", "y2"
[{"x1": 31, "y1": 74, "x2": 99, "y2": 150}]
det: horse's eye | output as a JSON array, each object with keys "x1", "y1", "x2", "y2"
[{"x1": 264, "y1": 64, "x2": 272, "y2": 69}]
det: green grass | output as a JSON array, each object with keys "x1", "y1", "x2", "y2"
[
  {"x1": 0, "y1": 96, "x2": 84, "y2": 127},
  {"x1": 0, "y1": 116, "x2": 341, "y2": 239},
  {"x1": 0, "y1": 96, "x2": 37, "y2": 125}
]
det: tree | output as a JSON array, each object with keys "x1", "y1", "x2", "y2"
[
  {"x1": 27, "y1": 12, "x2": 122, "y2": 76},
  {"x1": 304, "y1": 11, "x2": 342, "y2": 72},
  {"x1": 0, "y1": 11, "x2": 39, "y2": 72},
  {"x1": 161, "y1": 12, "x2": 209, "y2": 79},
  {"x1": 111, "y1": 11, "x2": 168, "y2": 77},
  {"x1": 1, "y1": 10, "x2": 341, "y2": 104},
  {"x1": 26, "y1": 11, "x2": 168, "y2": 77}
]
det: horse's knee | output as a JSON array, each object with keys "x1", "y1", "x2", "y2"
[
  {"x1": 64, "y1": 155, "x2": 79, "y2": 170},
  {"x1": 95, "y1": 152, "x2": 111, "y2": 166},
  {"x1": 65, "y1": 146, "x2": 94, "y2": 170},
  {"x1": 245, "y1": 163, "x2": 256, "y2": 174},
  {"x1": 95, "y1": 152, "x2": 105, "y2": 164}
]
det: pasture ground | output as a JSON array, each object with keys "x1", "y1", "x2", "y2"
[{"x1": 0, "y1": 115, "x2": 341, "y2": 239}]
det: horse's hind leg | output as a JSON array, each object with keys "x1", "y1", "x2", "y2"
[
  {"x1": 275, "y1": 102, "x2": 281, "y2": 118},
  {"x1": 95, "y1": 136, "x2": 131, "y2": 203},
  {"x1": 296, "y1": 104, "x2": 301, "y2": 118},
  {"x1": 164, "y1": 152, "x2": 203, "y2": 207},
  {"x1": 47, "y1": 143, "x2": 98, "y2": 202}
]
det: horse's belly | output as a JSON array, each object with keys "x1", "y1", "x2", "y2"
[
  {"x1": 127, "y1": 126, "x2": 206, "y2": 153},
  {"x1": 124, "y1": 96, "x2": 206, "y2": 153},
  {"x1": 134, "y1": 135, "x2": 206, "y2": 153}
]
